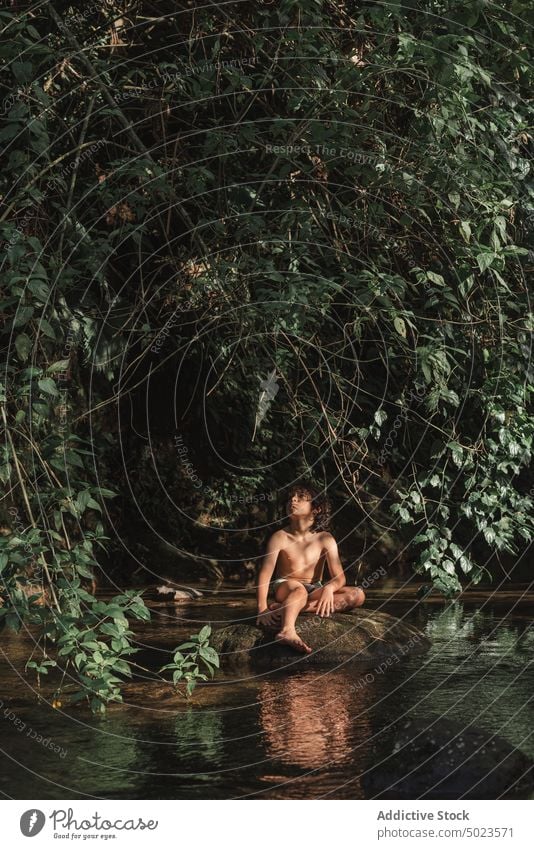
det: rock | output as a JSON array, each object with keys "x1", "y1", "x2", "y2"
[
  {"x1": 153, "y1": 584, "x2": 203, "y2": 602},
  {"x1": 211, "y1": 610, "x2": 430, "y2": 667},
  {"x1": 363, "y1": 716, "x2": 534, "y2": 799}
]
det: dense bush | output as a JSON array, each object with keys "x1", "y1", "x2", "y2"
[{"x1": 0, "y1": 1, "x2": 532, "y2": 705}]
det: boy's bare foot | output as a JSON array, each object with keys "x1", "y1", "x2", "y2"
[
  {"x1": 257, "y1": 609, "x2": 281, "y2": 630},
  {"x1": 275, "y1": 628, "x2": 312, "y2": 654},
  {"x1": 259, "y1": 603, "x2": 283, "y2": 627}
]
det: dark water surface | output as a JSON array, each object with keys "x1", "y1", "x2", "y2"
[{"x1": 1, "y1": 581, "x2": 533, "y2": 799}]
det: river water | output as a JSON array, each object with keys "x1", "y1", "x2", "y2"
[{"x1": 1, "y1": 580, "x2": 533, "y2": 799}]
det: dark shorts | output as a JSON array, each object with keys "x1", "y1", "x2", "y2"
[{"x1": 271, "y1": 578, "x2": 323, "y2": 595}]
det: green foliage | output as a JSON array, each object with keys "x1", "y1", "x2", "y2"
[
  {"x1": 34, "y1": 591, "x2": 149, "y2": 713},
  {"x1": 0, "y1": 0, "x2": 532, "y2": 697},
  {"x1": 159, "y1": 626, "x2": 219, "y2": 698}
]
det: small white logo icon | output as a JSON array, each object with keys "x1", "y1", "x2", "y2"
[{"x1": 252, "y1": 369, "x2": 280, "y2": 441}]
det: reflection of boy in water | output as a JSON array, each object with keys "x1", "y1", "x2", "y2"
[
  {"x1": 256, "y1": 482, "x2": 366, "y2": 654},
  {"x1": 258, "y1": 672, "x2": 359, "y2": 773}
]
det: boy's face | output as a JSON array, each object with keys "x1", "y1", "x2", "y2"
[{"x1": 287, "y1": 488, "x2": 316, "y2": 519}]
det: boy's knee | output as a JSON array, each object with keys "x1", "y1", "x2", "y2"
[
  {"x1": 275, "y1": 580, "x2": 309, "y2": 602},
  {"x1": 287, "y1": 582, "x2": 308, "y2": 599},
  {"x1": 349, "y1": 586, "x2": 366, "y2": 607}
]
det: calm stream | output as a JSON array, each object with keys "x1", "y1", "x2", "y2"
[{"x1": 1, "y1": 580, "x2": 533, "y2": 799}]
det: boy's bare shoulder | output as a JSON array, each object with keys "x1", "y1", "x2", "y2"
[
  {"x1": 267, "y1": 528, "x2": 290, "y2": 546},
  {"x1": 318, "y1": 531, "x2": 337, "y2": 546}
]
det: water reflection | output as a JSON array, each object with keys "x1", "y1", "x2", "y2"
[
  {"x1": 173, "y1": 709, "x2": 224, "y2": 766},
  {"x1": 253, "y1": 668, "x2": 373, "y2": 797}
]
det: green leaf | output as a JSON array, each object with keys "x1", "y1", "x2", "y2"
[
  {"x1": 15, "y1": 333, "x2": 32, "y2": 362},
  {"x1": 198, "y1": 624, "x2": 211, "y2": 642},
  {"x1": 374, "y1": 409, "x2": 387, "y2": 426},
  {"x1": 476, "y1": 252, "x2": 496, "y2": 273},
  {"x1": 58, "y1": 645, "x2": 74, "y2": 656},
  {"x1": 28, "y1": 279, "x2": 50, "y2": 302},
  {"x1": 74, "y1": 562, "x2": 96, "y2": 580},
  {"x1": 176, "y1": 641, "x2": 197, "y2": 651},
  {"x1": 449, "y1": 543, "x2": 463, "y2": 560},
  {"x1": 38, "y1": 378, "x2": 59, "y2": 396},
  {"x1": 77, "y1": 491, "x2": 91, "y2": 513},
  {"x1": 442, "y1": 559, "x2": 456, "y2": 575},
  {"x1": 459, "y1": 556, "x2": 472, "y2": 574},
  {"x1": 47, "y1": 359, "x2": 70, "y2": 373},
  {"x1": 12, "y1": 62, "x2": 33, "y2": 82},
  {"x1": 13, "y1": 306, "x2": 34, "y2": 328},
  {"x1": 199, "y1": 646, "x2": 220, "y2": 667},
  {"x1": 112, "y1": 660, "x2": 132, "y2": 676},
  {"x1": 86, "y1": 497, "x2": 102, "y2": 512},
  {"x1": 426, "y1": 271, "x2": 445, "y2": 287},
  {"x1": 32, "y1": 400, "x2": 50, "y2": 417},
  {"x1": 64, "y1": 450, "x2": 84, "y2": 468},
  {"x1": 39, "y1": 318, "x2": 56, "y2": 340},
  {"x1": 100, "y1": 623, "x2": 118, "y2": 637},
  {"x1": 69, "y1": 691, "x2": 89, "y2": 705},
  {"x1": 448, "y1": 441, "x2": 463, "y2": 466},
  {"x1": 6, "y1": 612, "x2": 21, "y2": 632},
  {"x1": 0, "y1": 463, "x2": 12, "y2": 484},
  {"x1": 448, "y1": 192, "x2": 460, "y2": 210},
  {"x1": 483, "y1": 528, "x2": 495, "y2": 544},
  {"x1": 129, "y1": 601, "x2": 150, "y2": 621},
  {"x1": 0, "y1": 123, "x2": 23, "y2": 142},
  {"x1": 393, "y1": 316, "x2": 406, "y2": 338},
  {"x1": 459, "y1": 221, "x2": 471, "y2": 243}
]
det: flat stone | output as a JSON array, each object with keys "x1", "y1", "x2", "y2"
[
  {"x1": 363, "y1": 716, "x2": 534, "y2": 799},
  {"x1": 210, "y1": 610, "x2": 430, "y2": 667},
  {"x1": 152, "y1": 584, "x2": 203, "y2": 601}
]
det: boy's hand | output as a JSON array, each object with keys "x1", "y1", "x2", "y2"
[
  {"x1": 256, "y1": 608, "x2": 280, "y2": 629},
  {"x1": 316, "y1": 585, "x2": 335, "y2": 618}
]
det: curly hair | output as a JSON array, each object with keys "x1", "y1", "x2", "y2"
[{"x1": 286, "y1": 480, "x2": 332, "y2": 532}]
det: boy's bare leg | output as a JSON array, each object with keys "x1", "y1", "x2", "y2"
[
  {"x1": 269, "y1": 585, "x2": 365, "y2": 617},
  {"x1": 272, "y1": 581, "x2": 312, "y2": 653},
  {"x1": 306, "y1": 585, "x2": 366, "y2": 613}
]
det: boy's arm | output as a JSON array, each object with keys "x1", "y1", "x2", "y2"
[
  {"x1": 256, "y1": 531, "x2": 282, "y2": 615},
  {"x1": 316, "y1": 534, "x2": 346, "y2": 617}
]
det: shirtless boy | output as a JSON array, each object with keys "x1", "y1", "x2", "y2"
[{"x1": 256, "y1": 481, "x2": 366, "y2": 653}]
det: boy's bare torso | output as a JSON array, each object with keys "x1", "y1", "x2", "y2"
[{"x1": 274, "y1": 528, "x2": 328, "y2": 583}]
